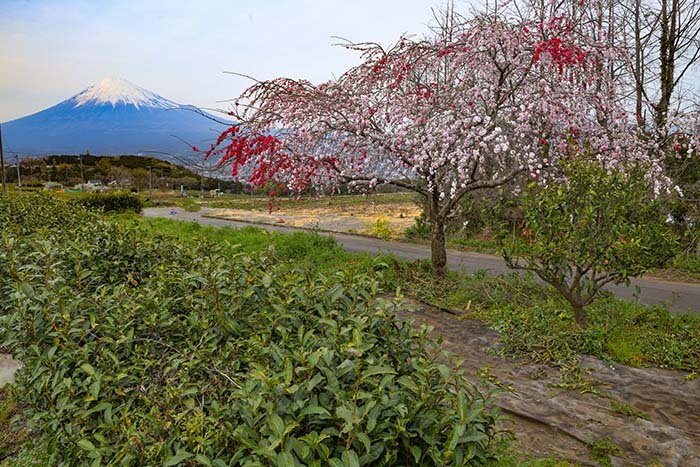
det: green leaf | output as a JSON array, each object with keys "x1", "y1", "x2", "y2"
[
  {"x1": 410, "y1": 445, "x2": 422, "y2": 463},
  {"x1": 19, "y1": 283, "x2": 34, "y2": 297},
  {"x1": 163, "y1": 451, "x2": 194, "y2": 466},
  {"x1": 299, "y1": 406, "x2": 331, "y2": 417},
  {"x1": 194, "y1": 454, "x2": 212, "y2": 466},
  {"x1": 342, "y1": 450, "x2": 360, "y2": 467},
  {"x1": 77, "y1": 438, "x2": 97, "y2": 452},
  {"x1": 362, "y1": 366, "x2": 397, "y2": 379},
  {"x1": 356, "y1": 432, "x2": 372, "y2": 454},
  {"x1": 276, "y1": 451, "x2": 296, "y2": 467},
  {"x1": 268, "y1": 413, "x2": 285, "y2": 438},
  {"x1": 262, "y1": 274, "x2": 272, "y2": 288},
  {"x1": 80, "y1": 363, "x2": 96, "y2": 377}
]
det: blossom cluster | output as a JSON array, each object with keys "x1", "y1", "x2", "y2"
[{"x1": 206, "y1": 0, "x2": 668, "y2": 204}]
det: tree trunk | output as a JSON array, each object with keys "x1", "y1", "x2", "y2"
[
  {"x1": 572, "y1": 304, "x2": 588, "y2": 328},
  {"x1": 428, "y1": 189, "x2": 447, "y2": 278},
  {"x1": 431, "y1": 217, "x2": 447, "y2": 278}
]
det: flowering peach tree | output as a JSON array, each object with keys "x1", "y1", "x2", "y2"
[{"x1": 206, "y1": 3, "x2": 664, "y2": 277}]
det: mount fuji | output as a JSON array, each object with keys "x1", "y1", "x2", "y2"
[{"x1": 2, "y1": 77, "x2": 228, "y2": 158}]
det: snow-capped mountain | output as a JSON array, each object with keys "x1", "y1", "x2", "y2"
[
  {"x1": 2, "y1": 77, "x2": 227, "y2": 158},
  {"x1": 72, "y1": 77, "x2": 178, "y2": 109}
]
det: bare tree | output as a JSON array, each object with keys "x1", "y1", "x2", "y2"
[{"x1": 623, "y1": 0, "x2": 700, "y2": 135}]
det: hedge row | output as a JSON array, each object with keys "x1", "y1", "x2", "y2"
[
  {"x1": 0, "y1": 194, "x2": 502, "y2": 466},
  {"x1": 73, "y1": 191, "x2": 144, "y2": 213}
]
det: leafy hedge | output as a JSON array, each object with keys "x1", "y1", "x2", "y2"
[
  {"x1": 0, "y1": 192, "x2": 98, "y2": 236},
  {"x1": 74, "y1": 191, "x2": 144, "y2": 213},
  {"x1": 0, "y1": 194, "x2": 501, "y2": 466}
]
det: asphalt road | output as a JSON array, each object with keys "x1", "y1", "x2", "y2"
[{"x1": 143, "y1": 207, "x2": 700, "y2": 315}]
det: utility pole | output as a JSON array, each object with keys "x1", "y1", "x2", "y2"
[
  {"x1": 15, "y1": 155, "x2": 22, "y2": 191},
  {"x1": 79, "y1": 151, "x2": 86, "y2": 184},
  {"x1": 200, "y1": 169, "x2": 204, "y2": 198},
  {"x1": 148, "y1": 164, "x2": 152, "y2": 197},
  {"x1": 0, "y1": 123, "x2": 7, "y2": 194}
]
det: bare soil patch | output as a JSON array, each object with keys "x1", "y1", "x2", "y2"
[
  {"x1": 399, "y1": 299, "x2": 700, "y2": 466},
  {"x1": 207, "y1": 201, "x2": 421, "y2": 236}
]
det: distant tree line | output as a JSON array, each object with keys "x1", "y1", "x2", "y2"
[{"x1": 3, "y1": 155, "x2": 245, "y2": 192}]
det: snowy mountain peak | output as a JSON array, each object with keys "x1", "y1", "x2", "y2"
[{"x1": 71, "y1": 77, "x2": 177, "y2": 109}]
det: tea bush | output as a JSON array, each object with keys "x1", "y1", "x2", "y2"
[
  {"x1": 0, "y1": 193, "x2": 501, "y2": 466},
  {"x1": 0, "y1": 192, "x2": 97, "y2": 236},
  {"x1": 74, "y1": 191, "x2": 144, "y2": 213}
]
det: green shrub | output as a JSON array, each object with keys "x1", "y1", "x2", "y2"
[
  {"x1": 497, "y1": 158, "x2": 678, "y2": 326},
  {"x1": 405, "y1": 213, "x2": 431, "y2": 239},
  {"x1": 365, "y1": 217, "x2": 395, "y2": 240},
  {"x1": 74, "y1": 191, "x2": 144, "y2": 213},
  {"x1": 0, "y1": 198, "x2": 501, "y2": 466},
  {"x1": 0, "y1": 193, "x2": 97, "y2": 236}
]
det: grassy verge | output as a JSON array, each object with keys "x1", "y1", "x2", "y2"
[
  {"x1": 139, "y1": 216, "x2": 700, "y2": 375},
  {"x1": 137, "y1": 216, "x2": 395, "y2": 279},
  {"x1": 10, "y1": 205, "x2": 676, "y2": 465},
  {"x1": 392, "y1": 262, "x2": 700, "y2": 374}
]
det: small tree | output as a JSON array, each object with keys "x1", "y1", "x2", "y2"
[{"x1": 498, "y1": 157, "x2": 678, "y2": 327}]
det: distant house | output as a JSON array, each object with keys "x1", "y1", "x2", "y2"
[
  {"x1": 43, "y1": 182, "x2": 64, "y2": 191},
  {"x1": 108, "y1": 178, "x2": 133, "y2": 189},
  {"x1": 78, "y1": 180, "x2": 108, "y2": 192}
]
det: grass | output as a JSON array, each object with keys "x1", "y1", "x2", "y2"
[
  {"x1": 4, "y1": 211, "x2": 696, "y2": 465},
  {"x1": 589, "y1": 438, "x2": 624, "y2": 467},
  {"x1": 0, "y1": 387, "x2": 32, "y2": 464},
  {"x1": 136, "y1": 216, "x2": 395, "y2": 279},
  {"x1": 610, "y1": 400, "x2": 650, "y2": 420},
  {"x1": 448, "y1": 236, "x2": 500, "y2": 254},
  {"x1": 137, "y1": 216, "x2": 700, "y2": 375},
  {"x1": 390, "y1": 261, "x2": 700, "y2": 374}
]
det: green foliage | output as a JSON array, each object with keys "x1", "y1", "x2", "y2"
[
  {"x1": 392, "y1": 265, "x2": 700, "y2": 374},
  {"x1": 590, "y1": 437, "x2": 624, "y2": 467},
  {"x1": 0, "y1": 195, "x2": 501, "y2": 466},
  {"x1": 365, "y1": 217, "x2": 395, "y2": 240},
  {"x1": 498, "y1": 158, "x2": 678, "y2": 325},
  {"x1": 74, "y1": 191, "x2": 144, "y2": 213},
  {"x1": 175, "y1": 197, "x2": 201, "y2": 212},
  {"x1": 0, "y1": 193, "x2": 99, "y2": 237},
  {"x1": 0, "y1": 387, "x2": 32, "y2": 461},
  {"x1": 405, "y1": 213, "x2": 432, "y2": 239},
  {"x1": 609, "y1": 400, "x2": 650, "y2": 420}
]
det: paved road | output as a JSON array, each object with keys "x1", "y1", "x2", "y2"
[{"x1": 143, "y1": 207, "x2": 700, "y2": 315}]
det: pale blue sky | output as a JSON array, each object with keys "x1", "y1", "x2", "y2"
[{"x1": 0, "y1": 0, "x2": 460, "y2": 122}]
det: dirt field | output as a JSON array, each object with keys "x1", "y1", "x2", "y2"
[{"x1": 207, "y1": 200, "x2": 422, "y2": 237}]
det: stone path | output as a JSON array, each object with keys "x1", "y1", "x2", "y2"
[
  {"x1": 400, "y1": 300, "x2": 700, "y2": 466},
  {"x1": 0, "y1": 354, "x2": 20, "y2": 388}
]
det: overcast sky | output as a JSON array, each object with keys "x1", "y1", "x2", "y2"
[{"x1": 0, "y1": 0, "x2": 465, "y2": 122}]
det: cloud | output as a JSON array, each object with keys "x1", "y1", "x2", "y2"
[{"x1": 1, "y1": 0, "x2": 438, "y2": 121}]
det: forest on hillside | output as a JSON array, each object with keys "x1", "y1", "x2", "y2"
[{"x1": 2, "y1": 155, "x2": 244, "y2": 192}]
